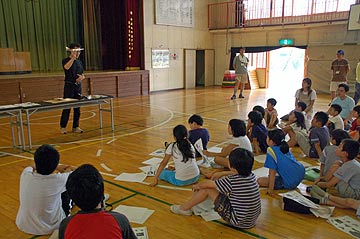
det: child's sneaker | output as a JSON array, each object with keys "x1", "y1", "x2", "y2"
[
  {"x1": 60, "y1": 128, "x2": 67, "y2": 134},
  {"x1": 239, "y1": 94, "x2": 245, "y2": 98},
  {"x1": 72, "y1": 127, "x2": 83, "y2": 133},
  {"x1": 230, "y1": 95, "x2": 236, "y2": 100},
  {"x1": 170, "y1": 205, "x2": 192, "y2": 216}
]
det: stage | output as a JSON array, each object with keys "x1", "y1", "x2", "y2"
[{"x1": 0, "y1": 70, "x2": 149, "y2": 105}]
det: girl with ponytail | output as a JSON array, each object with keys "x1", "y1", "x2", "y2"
[
  {"x1": 257, "y1": 129, "x2": 305, "y2": 196},
  {"x1": 151, "y1": 125, "x2": 200, "y2": 186}
]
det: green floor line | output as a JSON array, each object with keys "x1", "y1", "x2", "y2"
[
  {"x1": 104, "y1": 179, "x2": 172, "y2": 206},
  {"x1": 108, "y1": 193, "x2": 137, "y2": 206},
  {"x1": 104, "y1": 179, "x2": 267, "y2": 239},
  {"x1": 28, "y1": 235, "x2": 40, "y2": 239}
]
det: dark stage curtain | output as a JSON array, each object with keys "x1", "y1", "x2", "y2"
[
  {"x1": 99, "y1": 0, "x2": 127, "y2": 70},
  {"x1": 82, "y1": 0, "x2": 102, "y2": 70},
  {"x1": 0, "y1": 0, "x2": 82, "y2": 71},
  {"x1": 125, "y1": 0, "x2": 141, "y2": 70},
  {"x1": 229, "y1": 45, "x2": 307, "y2": 70}
]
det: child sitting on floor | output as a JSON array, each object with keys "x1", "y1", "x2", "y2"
[
  {"x1": 310, "y1": 186, "x2": 360, "y2": 219},
  {"x1": 349, "y1": 105, "x2": 360, "y2": 139},
  {"x1": 257, "y1": 129, "x2": 305, "y2": 196},
  {"x1": 247, "y1": 111, "x2": 268, "y2": 155},
  {"x1": 170, "y1": 148, "x2": 261, "y2": 229},
  {"x1": 16, "y1": 144, "x2": 76, "y2": 235},
  {"x1": 203, "y1": 119, "x2": 252, "y2": 168},
  {"x1": 326, "y1": 104, "x2": 344, "y2": 133},
  {"x1": 264, "y1": 98, "x2": 279, "y2": 129},
  {"x1": 315, "y1": 129, "x2": 350, "y2": 183},
  {"x1": 280, "y1": 110, "x2": 307, "y2": 147},
  {"x1": 314, "y1": 139, "x2": 360, "y2": 199},
  {"x1": 151, "y1": 124, "x2": 200, "y2": 186},
  {"x1": 188, "y1": 114, "x2": 210, "y2": 157},
  {"x1": 296, "y1": 111, "x2": 330, "y2": 159}
]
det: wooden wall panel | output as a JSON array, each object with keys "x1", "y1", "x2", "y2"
[
  {"x1": 20, "y1": 77, "x2": 64, "y2": 102},
  {"x1": 90, "y1": 76, "x2": 117, "y2": 96},
  {"x1": 14, "y1": 52, "x2": 32, "y2": 73},
  {"x1": 0, "y1": 48, "x2": 16, "y2": 73},
  {"x1": 0, "y1": 70, "x2": 149, "y2": 104},
  {"x1": 0, "y1": 79, "x2": 20, "y2": 104}
]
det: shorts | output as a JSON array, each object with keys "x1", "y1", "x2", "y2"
[
  {"x1": 336, "y1": 181, "x2": 360, "y2": 200},
  {"x1": 235, "y1": 74, "x2": 248, "y2": 83},
  {"x1": 274, "y1": 176, "x2": 285, "y2": 190},
  {"x1": 159, "y1": 169, "x2": 199, "y2": 186},
  {"x1": 330, "y1": 81, "x2": 346, "y2": 91},
  {"x1": 214, "y1": 193, "x2": 233, "y2": 223}
]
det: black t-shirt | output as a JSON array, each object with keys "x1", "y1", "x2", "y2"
[{"x1": 62, "y1": 57, "x2": 84, "y2": 83}]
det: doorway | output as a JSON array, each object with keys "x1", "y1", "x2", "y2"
[
  {"x1": 268, "y1": 47, "x2": 305, "y2": 95},
  {"x1": 196, "y1": 50, "x2": 205, "y2": 87}
]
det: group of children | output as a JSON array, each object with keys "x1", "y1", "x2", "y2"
[{"x1": 16, "y1": 96, "x2": 360, "y2": 235}]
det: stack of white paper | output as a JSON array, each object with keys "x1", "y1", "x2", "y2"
[{"x1": 113, "y1": 205, "x2": 154, "y2": 224}]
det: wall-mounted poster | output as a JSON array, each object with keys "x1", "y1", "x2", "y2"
[
  {"x1": 348, "y1": 4, "x2": 360, "y2": 30},
  {"x1": 155, "y1": 0, "x2": 194, "y2": 27},
  {"x1": 152, "y1": 49, "x2": 170, "y2": 69}
]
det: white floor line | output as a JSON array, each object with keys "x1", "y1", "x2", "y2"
[{"x1": 0, "y1": 152, "x2": 33, "y2": 160}]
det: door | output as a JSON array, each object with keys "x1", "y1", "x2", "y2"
[{"x1": 184, "y1": 49, "x2": 196, "y2": 89}]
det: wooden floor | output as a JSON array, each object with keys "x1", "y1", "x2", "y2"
[{"x1": 0, "y1": 87, "x2": 357, "y2": 239}]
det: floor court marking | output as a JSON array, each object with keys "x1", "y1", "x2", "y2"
[{"x1": 103, "y1": 179, "x2": 267, "y2": 239}]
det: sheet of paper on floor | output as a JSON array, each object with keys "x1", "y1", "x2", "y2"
[
  {"x1": 139, "y1": 164, "x2": 159, "y2": 176},
  {"x1": 327, "y1": 216, "x2": 360, "y2": 239},
  {"x1": 133, "y1": 227, "x2": 149, "y2": 239},
  {"x1": 278, "y1": 191, "x2": 319, "y2": 209},
  {"x1": 252, "y1": 167, "x2": 269, "y2": 178},
  {"x1": 114, "y1": 172, "x2": 147, "y2": 182},
  {"x1": 113, "y1": 205, "x2": 154, "y2": 224},
  {"x1": 149, "y1": 149, "x2": 165, "y2": 157},
  {"x1": 207, "y1": 146, "x2": 222, "y2": 153},
  {"x1": 254, "y1": 154, "x2": 266, "y2": 164},
  {"x1": 142, "y1": 157, "x2": 163, "y2": 165},
  {"x1": 200, "y1": 211, "x2": 222, "y2": 222}
]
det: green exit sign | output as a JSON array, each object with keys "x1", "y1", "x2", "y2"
[{"x1": 279, "y1": 38, "x2": 294, "y2": 46}]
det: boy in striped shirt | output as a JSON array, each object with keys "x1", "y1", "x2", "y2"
[{"x1": 170, "y1": 148, "x2": 261, "y2": 229}]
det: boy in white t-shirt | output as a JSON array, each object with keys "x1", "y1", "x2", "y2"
[
  {"x1": 16, "y1": 144, "x2": 76, "y2": 235},
  {"x1": 327, "y1": 104, "x2": 344, "y2": 133}
]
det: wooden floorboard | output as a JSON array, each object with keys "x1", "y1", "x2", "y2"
[{"x1": 0, "y1": 87, "x2": 357, "y2": 238}]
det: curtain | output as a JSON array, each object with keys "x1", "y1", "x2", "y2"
[
  {"x1": 82, "y1": 0, "x2": 102, "y2": 70},
  {"x1": 125, "y1": 0, "x2": 140, "y2": 70},
  {"x1": 0, "y1": 0, "x2": 82, "y2": 71},
  {"x1": 229, "y1": 46, "x2": 307, "y2": 69}
]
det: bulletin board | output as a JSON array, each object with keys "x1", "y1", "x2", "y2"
[
  {"x1": 155, "y1": 0, "x2": 194, "y2": 27},
  {"x1": 152, "y1": 49, "x2": 170, "y2": 69}
]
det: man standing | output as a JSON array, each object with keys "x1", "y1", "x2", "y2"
[
  {"x1": 354, "y1": 58, "x2": 360, "y2": 105},
  {"x1": 60, "y1": 43, "x2": 85, "y2": 134},
  {"x1": 231, "y1": 47, "x2": 248, "y2": 100},
  {"x1": 330, "y1": 50, "x2": 350, "y2": 102}
]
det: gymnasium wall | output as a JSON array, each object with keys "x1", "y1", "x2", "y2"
[
  {"x1": 143, "y1": 1, "x2": 215, "y2": 91},
  {"x1": 212, "y1": 23, "x2": 360, "y2": 94}
]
